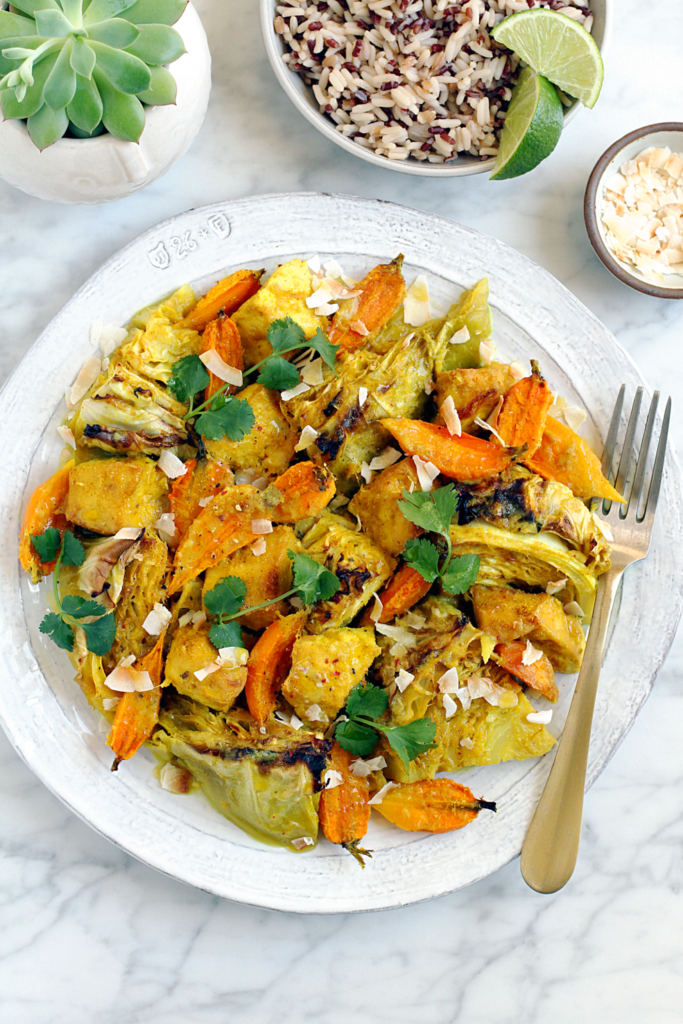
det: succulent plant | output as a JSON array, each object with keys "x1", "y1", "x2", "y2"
[{"x1": 0, "y1": 0, "x2": 187, "y2": 149}]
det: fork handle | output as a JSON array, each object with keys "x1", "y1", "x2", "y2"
[{"x1": 520, "y1": 567, "x2": 623, "y2": 893}]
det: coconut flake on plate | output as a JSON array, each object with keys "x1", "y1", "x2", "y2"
[
  {"x1": 350, "y1": 755, "x2": 387, "y2": 777},
  {"x1": 404, "y1": 275, "x2": 431, "y2": 327},
  {"x1": 159, "y1": 764, "x2": 192, "y2": 794},
  {"x1": 350, "y1": 319, "x2": 369, "y2": 336},
  {"x1": 178, "y1": 611, "x2": 194, "y2": 627},
  {"x1": 281, "y1": 381, "x2": 310, "y2": 402},
  {"x1": 563, "y1": 601, "x2": 585, "y2": 617},
  {"x1": 102, "y1": 697, "x2": 120, "y2": 711},
  {"x1": 440, "y1": 395, "x2": 462, "y2": 437},
  {"x1": 521, "y1": 641, "x2": 543, "y2": 666},
  {"x1": 323, "y1": 769, "x2": 344, "y2": 790},
  {"x1": 57, "y1": 425, "x2": 76, "y2": 448},
  {"x1": 360, "y1": 461, "x2": 373, "y2": 485},
  {"x1": 358, "y1": 386, "x2": 368, "y2": 408},
  {"x1": 251, "y1": 538, "x2": 267, "y2": 556},
  {"x1": 460, "y1": 737, "x2": 474, "y2": 749},
  {"x1": 368, "y1": 781, "x2": 399, "y2": 806},
  {"x1": 291, "y1": 836, "x2": 315, "y2": 849},
  {"x1": 438, "y1": 666, "x2": 459, "y2": 693},
  {"x1": 395, "y1": 668, "x2": 415, "y2": 693},
  {"x1": 306, "y1": 703, "x2": 328, "y2": 723},
  {"x1": 564, "y1": 405, "x2": 588, "y2": 432},
  {"x1": 301, "y1": 358, "x2": 324, "y2": 386},
  {"x1": 153, "y1": 512, "x2": 176, "y2": 544},
  {"x1": 295, "y1": 424, "x2": 319, "y2": 451},
  {"x1": 370, "y1": 593, "x2": 383, "y2": 623},
  {"x1": 508, "y1": 360, "x2": 526, "y2": 380},
  {"x1": 307, "y1": 255, "x2": 322, "y2": 275},
  {"x1": 449, "y1": 326, "x2": 470, "y2": 345},
  {"x1": 194, "y1": 661, "x2": 220, "y2": 681},
  {"x1": 369, "y1": 447, "x2": 402, "y2": 472},
  {"x1": 142, "y1": 602, "x2": 172, "y2": 636},
  {"x1": 527, "y1": 710, "x2": 553, "y2": 725},
  {"x1": 199, "y1": 350, "x2": 243, "y2": 387},
  {"x1": 107, "y1": 656, "x2": 154, "y2": 692},
  {"x1": 251, "y1": 519, "x2": 273, "y2": 535},
  {"x1": 474, "y1": 415, "x2": 505, "y2": 446},
  {"x1": 546, "y1": 578, "x2": 568, "y2": 596},
  {"x1": 69, "y1": 355, "x2": 102, "y2": 407},
  {"x1": 191, "y1": 610, "x2": 206, "y2": 627},
  {"x1": 479, "y1": 339, "x2": 497, "y2": 365},
  {"x1": 592, "y1": 513, "x2": 614, "y2": 542},
  {"x1": 217, "y1": 647, "x2": 249, "y2": 669},
  {"x1": 413, "y1": 454, "x2": 440, "y2": 491},
  {"x1": 375, "y1": 623, "x2": 417, "y2": 655},
  {"x1": 157, "y1": 450, "x2": 187, "y2": 479},
  {"x1": 442, "y1": 692, "x2": 458, "y2": 719},
  {"x1": 91, "y1": 321, "x2": 127, "y2": 356}
]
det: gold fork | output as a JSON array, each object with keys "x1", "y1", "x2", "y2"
[{"x1": 520, "y1": 386, "x2": 672, "y2": 893}]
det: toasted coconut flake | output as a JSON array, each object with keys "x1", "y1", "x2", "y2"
[
  {"x1": 295, "y1": 424, "x2": 319, "y2": 451},
  {"x1": 349, "y1": 319, "x2": 369, "y2": 336},
  {"x1": 142, "y1": 602, "x2": 172, "y2": 636},
  {"x1": 329, "y1": 494, "x2": 349, "y2": 510},
  {"x1": 57, "y1": 425, "x2": 76, "y2": 448},
  {"x1": 158, "y1": 450, "x2": 187, "y2": 480},
  {"x1": 413, "y1": 454, "x2": 440, "y2": 491},
  {"x1": 455, "y1": 686, "x2": 472, "y2": 712},
  {"x1": 424, "y1": 379, "x2": 436, "y2": 396},
  {"x1": 474, "y1": 415, "x2": 505, "y2": 446},
  {"x1": 592, "y1": 513, "x2": 614, "y2": 542},
  {"x1": 153, "y1": 512, "x2": 176, "y2": 544},
  {"x1": 281, "y1": 381, "x2": 310, "y2": 402},
  {"x1": 199, "y1": 350, "x2": 243, "y2": 387},
  {"x1": 546, "y1": 578, "x2": 569, "y2": 596},
  {"x1": 178, "y1": 611, "x2": 193, "y2": 627},
  {"x1": 358, "y1": 386, "x2": 369, "y2": 407},
  {"x1": 360, "y1": 462, "x2": 373, "y2": 485},
  {"x1": 395, "y1": 668, "x2": 415, "y2": 693},
  {"x1": 251, "y1": 538, "x2": 267, "y2": 556},
  {"x1": 368, "y1": 781, "x2": 399, "y2": 806},
  {"x1": 527, "y1": 710, "x2": 553, "y2": 725},
  {"x1": 438, "y1": 666, "x2": 460, "y2": 693},
  {"x1": 449, "y1": 326, "x2": 470, "y2": 345},
  {"x1": 564, "y1": 405, "x2": 588, "y2": 432},
  {"x1": 69, "y1": 355, "x2": 102, "y2": 406},
  {"x1": 403, "y1": 611, "x2": 426, "y2": 629},
  {"x1": 404, "y1": 274, "x2": 431, "y2": 327},
  {"x1": 522, "y1": 641, "x2": 543, "y2": 666},
  {"x1": 291, "y1": 836, "x2": 315, "y2": 849},
  {"x1": 486, "y1": 395, "x2": 504, "y2": 431},
  {"x1": 442, "y1": 692, "x2": 458, "y2": 719},
  {"x1": 102, "y1": 697, "x2": 120, "y2": 711},
  {"x1": 306, "y1": 703, "x2": 328, "y2": 723},
  {"x1": 479, "y1": 339, "x2": 497, "y2": 365},
  {"x1": 91, "y1": 321, "x2": 127, "y2": 356},
  {"x1": 251, "y1": 519, "x2": 273, "y2": 535},
  {"x1": 440, "y1": 395, "x2": 462, "y2": 437},
  {"x1": 370, "y1": 594, "x2": 383, "y2": 623},
  {"x1": 307, "y1": 255, "x2": 321, "y2": 275},
  {"x1": 466, "y1": 674, "x2": 512, "y2": 707},
  {"x1": 563, "y1": 601, "x2": 585, "y2": 617},
  {"x1": 194, "y1": 661, "x2": 220, "y2": 681},
  {"x1": 198, "y1": 496, "x2": 212, "y2": 507},
  {"x1": 301, "y1": 357, "x2": 324, "y2": 386},
  {"x1": 217, "y1": 646, "x2": 249, "y2": 668},
  {"x1": 192, "y1": 610, "x2": 206, "y2": 627},
  {"x1": 375, "y1": 623, "x2": 417, "y2": 651},
  {"x1": 460, "y1": 737, "x2": 474, "y2": 749},
  {"x1": 323, "y1": 769, "x2": 344, "y2": 790},
  {"x1": 107, "y1": 658, "x2": 154, "y2": 693},
  {"x1": 369, "y1": 447, "x2": 402, "y2": 472},
  {"x1": 159, "y1": 764, "x2": 192, "y2": 794},
  {"x1": 509, "y1": 360, "x2": 526, "y2": 380},
  {"x1": 350, "y1": 755, "x2": 387, "y2": 777}
]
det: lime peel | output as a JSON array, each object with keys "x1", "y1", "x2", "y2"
[{"x1": 490, "y1": 67, "x2": 563, "y2": 181}]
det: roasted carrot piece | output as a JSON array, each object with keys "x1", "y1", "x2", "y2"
[
  {"x1": 19, "y1": 460, "x2": 74, "y2": 582},
  {"x1": 373, "y1": 779, "x2": 495, "y2": 833},
  {"x1": 179, "y1": 269, "x2": 263, "y2": 331},
  {"x1": 381, "y1": 418, "x2": 514, "y2": 483},
  {"x1": 319, "y1": 742, "x2": 371, "y2": 865},
  {"x1": 270, "y1": 462, "x2": 336, "y2": 523},
  {"x1": 168, "y1": 485, "x2": 266, "y2": 595},
  {"x1": 245, "y1": 611, "x2": 307, "y2": 725},
  {"x1": 494, "y1": 641, "x2": 558, "y2": 702},
  {"x1": 526, "y1": 416, "x2": 625, "y2": 502},
  {"x1": 329, "y1": 256, "x2": 406, "y2": 352},
  {"x1": 167, "y1": 457, "x2": 234, "y2": 544},
  {"x1": 361, "y1": 564, "x2": 431, "y2": 626},
  {"x1": 201, "y1": 312, "x2": 244, "y2": 401},
  {"x1": 108, "y1": 632, "x2": 166, "y2": 768},
  {"x1": 496, "y1": 362, "x2": 553, "y2": 457}
]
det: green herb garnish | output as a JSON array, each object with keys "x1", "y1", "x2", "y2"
[
  {"x1": 335, "y1": 681, "x2": 437, "y2": 770},
  {"x1": 398, "y1": 484, "x2": 480, "y2": 595}
]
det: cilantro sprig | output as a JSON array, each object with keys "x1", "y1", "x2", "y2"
[
  {"x1": 168, "y1": 317, "x2": 339, "y2": 443},
  {"x1": 32, "y1": 528, "x2": 116, "y2": 656},
  {"x1": 335, "y1": 681, "x2": 437, "y2": 770},
  {"x1": 398, "y1": 484, "x2": 480, "y2": 596},
  {"x1": 204, "y1": 550, "x2": 340, "y2": 649}
]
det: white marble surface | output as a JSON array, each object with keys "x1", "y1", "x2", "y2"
[{"x1": 2, "y1": 0, "x2": 683, "y2": 1020}]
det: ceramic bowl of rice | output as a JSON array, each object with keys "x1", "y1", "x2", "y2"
[{"x1": 260, "y1": 0, "x2": 611, "y2": 176}]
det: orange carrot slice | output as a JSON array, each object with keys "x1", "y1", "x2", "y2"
[
  {"x1": 496, "y1": 364, "x2": 553, "y2": 457},
  {"x1": 494, "y1": 641, "x2": 558, "y2": 702},
  {"x1": 382, "y1": 418, "x2": 514, "y2": 482},
  {"x1": 201, "y1": 313, "x2": 244, "y2": 401},
  {"x1": 329, "y1": 257, "x2": 406, "y2": 352},
  {"x1": 319, "y1": 742, "x2": 371, "y2": 863},
  {"x1": 19, "y1": 460, "x2": 74, "y2": 582},
  {"x1": 245, "y1": 611, "x2": 307, "y2": 726},
  {"x1": 179, "y1": 269, "x2": 263, "y2": 331},
  {"x1": 361, "y1": 564, "x2": 431, "y2": 626},
  {"x1": 108, "y1": 632, "x2": 166, "y2": 767},
  {"x1": 270, "y1": 462, "x2": 336, "y2": 523},
  {"x1": 373, "y1": 778, "x2": 494, "y2": 833},
  {"x1": 526, "y1": 416, "x2": 624, "y2": 502},
  {"x1": 167, "y1": 458, "x2": 234, "y2": 545}
]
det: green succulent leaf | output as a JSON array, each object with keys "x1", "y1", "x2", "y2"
[
  {"x1": 0, "y1": 37, "x2": 44, "y2": 76},
  {"x1": 0, "y1": 49, "x2": 57, "y2": 118},
  {"x1": 90, "y1": 39, "x2": 150, "y2": 93},
  {"x1": 87, "y1": 17, "x2": 139, "y2": 48},
  {"x1": 8, "y1": 1, "x2": 60, "y2": 16},
  {"x1": 60, "y1": 0, "x2": 85, "y2": 23},
  {"x1": 124, "y1": 23, "x2": 184, "y2": 66},
  {"x1": 34, "y1": 8, "x2": 74, "y2": 37},
  {"x1": 136, "y1": 63, "x2": 175, "y2": 105},
  {"x1": 67, "y1": 71, "x2": 102, "y2": 130},
  {"x1": 123, "y1": 0, "x2": 187, "y2": 26},
  {"x1": 93, "y1": 64, "x2": 144, "y2": 140},
  {"x1": 68, "y1": 119, "x2": 105, "y2": 136},
  {"x1": 27, "y1": 99, "x2": 68, "y2": 148},
  {"x1": 43, "y1": 37, "x2": 76, "y2": 111},
  {"x1": 0, "y1": 11, "x2": 39, "y2": 39},
  {"x1": 83, "y1": 0, "x2": 137, "y2": 24},
  {"x1": 70, "y1": 35, "x2": 96, "y2": 77}
]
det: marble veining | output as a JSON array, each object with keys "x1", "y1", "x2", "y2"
[{"x1": 2, "y1": 0, "x2": 683, "y2": 1020}]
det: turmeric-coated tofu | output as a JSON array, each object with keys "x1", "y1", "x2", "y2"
[
  {"x1": 65, "y1": 457, "x2": 167, "y2": 535},
  {"x1": 348, "y1": 458, "x2": 425, "y2": 557},
  {"x1": 471, "y1": 584, "x2": 585, "y2": 674},
  {"x1": 203, "y1": 526, "x2": 303, "y2": 631},
  {"x1": 282, "y1": 627, "x2": 380, "y2": 721},
  {"x1": 232, "y1": 259, "x2": 329, "y2": 368},
  {"x1": 164, "y1": 623, "x2": 247, "y2": 712},
  {"x1": 204, "y1": 383, "x2": 297, "y2": 477}
]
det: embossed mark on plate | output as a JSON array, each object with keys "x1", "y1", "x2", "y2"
[{"x1": 147, "y1": 212, "x2": 231, "y2": 269}]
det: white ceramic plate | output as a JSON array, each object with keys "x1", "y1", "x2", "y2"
[{"x1": 1, "y1": 193, "x2": 681, "y2": 913}]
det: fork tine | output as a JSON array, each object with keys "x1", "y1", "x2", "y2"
[
  {"x1": 624, "y1": 391, "x2": 659, "y2": 520},
  {"x1": 613, "y1": 387, "x2": 643, "y2": 503},
  {"x1": 640, "y1": 396, "x2": 671, "y2": 527},
  {"x1": 601, "y1": 383, "x2": 626, "y2": 480}
]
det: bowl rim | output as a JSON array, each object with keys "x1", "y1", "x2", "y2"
[
  {"x1": 584, "y1": 121, "x2": 683, "y2": 300},
  {"x1": 259, "y1": 0, "x2": 611, "y2": 178}
]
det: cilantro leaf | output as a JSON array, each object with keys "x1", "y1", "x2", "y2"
[
  {"x1": 441, "y1": 554, "x2": 480, "y2": 596},
  {"x1": 335, "y1": 718, "x2": 378, "y2": 758},
  {"x1": 267, "y1": 316, "x2": 306, "y2": 355},
  {"x1": 377, "y1": 717, "x2": 437, "y2": 771},
  {"x1": 168, "y1": 355, "x2": 210, "y2": 404},
  {"x1": 81, "y1": 613, "x2": 116, "y2": 656},
  {"x1": 398, "y1": 484, "x2": 458, "y2": 538},
  {"x1": 403, "y1": 538, "x2": 440, "y2": 584},
  {"x1": 195, "y1": 396, "x2": 255, "y2": 441},
  {"x1": 62, "y1": 595, "x2": 106, "y2": 619},
  {"x1": 39, "y1": 612, "x2": 74, "y2": 651},
  {"x1": 256, "y1": 356, "x2": 301, "y2": 393},
  {"x1": 346, "y1": 681, "x2": 389, "y2": 721},
  {"x1": 209, "y1": 620, "x2": 244, "y2": 650},
  {"x1": 204, "y1": 576, "x2": 247, "y2": 618},
  {"x1": 288, "y1": 550, "x2": 340, "y2": 605},
  {"x1": 31, "y1": 527, "x2": 61, "y2": 564},
  {"x1": 61, "y1": 531, "x2": 85, "y2": 567},
  {"x1": 308, "y1": 326, "x2": 339, "y2": 374}
]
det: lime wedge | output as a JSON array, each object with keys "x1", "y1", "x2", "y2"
[
  {"x1": 490, "y1": 67, "x2": 563, "y2": 180},
  {"x1": 491, "y1": 9, "x2": 604, "y2": 109}
]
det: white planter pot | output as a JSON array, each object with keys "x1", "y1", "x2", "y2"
[{"x1": 0, "y1": 3, "x2": 211, "y2": 204}]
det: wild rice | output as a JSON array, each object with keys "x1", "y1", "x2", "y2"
[{"x1": 274, "y1": 0, "x2": 594, "y2": 165}]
